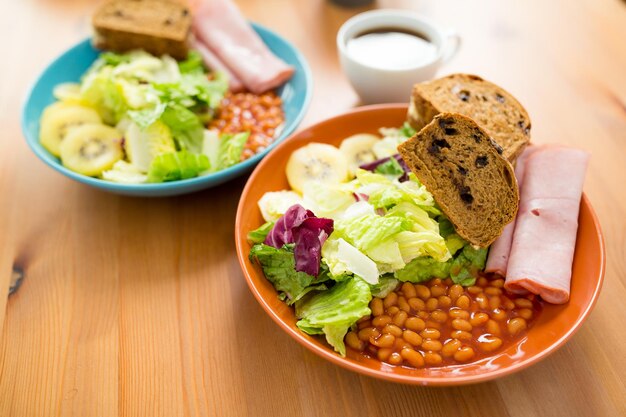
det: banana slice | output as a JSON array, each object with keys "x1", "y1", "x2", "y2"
[
  {"x1": 39, "y1": 102, "x2": 101, "y2": 156},
  {"x1": 125, "y1": 121, "x2": 176, "y2": 172},
  {"x1": 339, "y1": 134, "x2": 379, "y2": 174},
  {"x1": 60, "y1": 124, "x2": 123, "y2": 176},
  {"x1": 285, "y1": 143, "x2": 349, "y2": 193}
]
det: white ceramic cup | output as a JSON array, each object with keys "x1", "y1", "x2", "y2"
[{"x1": 337, "y1": 9, "x2": 461, "y2": 104}]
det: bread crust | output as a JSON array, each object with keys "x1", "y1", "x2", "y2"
[
  {"x1": 407, "y1": 74, "x2": 531, "y2": 162},
  {"x1": 92, "y1": 0, "x2": 191, "y2": 59},
  {"x1": 399, "y1": 113, "x2": 519, "y2": 247}
]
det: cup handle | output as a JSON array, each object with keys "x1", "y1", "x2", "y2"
[{"x1": 441, "y1": 29, "x2": 461, "y2": 64}]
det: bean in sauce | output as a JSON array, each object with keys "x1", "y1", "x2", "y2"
[
  {"x1": 345, "y1": 276, "x2": 542, "y2": 368},
  {"x1": 209, "y1": 91, "x2": 285, "y2": 160}
]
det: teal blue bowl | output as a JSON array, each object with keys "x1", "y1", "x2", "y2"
[{"x1": 22, "y1": 24, "x2": 312, "y2": 197}]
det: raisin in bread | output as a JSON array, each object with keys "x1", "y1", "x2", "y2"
[
  {"x1": 93, "y1": 0, "x2": 191, "y2": 59},
  {"x1": 407, "y1": 74, "x2": 531, "y2": 162},
  {"x1": 398, "y1": 113, "x2": 519, "y2": 247}
]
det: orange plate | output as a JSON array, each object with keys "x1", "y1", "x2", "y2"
[{"x1": 234, "y1": 104, "x2": 606, "y2": 385}]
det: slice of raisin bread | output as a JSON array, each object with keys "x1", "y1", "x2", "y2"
[
  {"x1": 407, "y1": 74, "x2": 531, "y2": 162},
  {"x1": 93, "y1": 0, "x2": 191, "y2": 60},
  {"x1": 398, "y1": 113, "x2": 519, "y2": 247}
]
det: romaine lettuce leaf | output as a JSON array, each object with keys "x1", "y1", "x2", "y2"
[
  {"x1": 371, "y1": 123, "x2": 415, "y2": 159},
  {"x1": 438, "y1": 217, "x2": 456, "y2": 238},
  {"x1": 296, "y1": 277, "x2": 372, "y2": 356},
  {"x1": 374, "y1": 156, "x2": 405, "y2": 177},
  {"x1": 368, "y1": 176, "x2": 435, "y2": 211},
  {"x1": 127, "y1": 102, "x2": 166, "y2": 129},
  {"x1": 365, "y1": 239, "x2": 405, "y2": 272},
  {"x1": 247, "y1": 221, "x2": 274, "y2": 244},
  {"x1": 302, "y1": 181, "x2": 356, "y2": 219},
  {"x1": 394, "y1": 256, "x2": 451, "y2": 283},
  {"x1": 399, "y1": 122, "x2": 417, "y2": 138},
  {"x1": 354, "y1": 170, "x2": 436, "y2": 211},
  {"x1": 117, "y1": 78, "x2": 161, "y2": 110},
  {"x1": 80, "y1": 66, "x2": 127, "y2": 124},
  {"x1": 386, "y1": 202, "x2": 439, "y2": 233},
  {"x1": 332, "y1": 198, "x2": 450, "y2": 273},
  {"x1": 394, "y1": 230, "x2": 450, "y2": 263},
  {"x1": 322, "y1": 323, "x2": 353, "y2": 356},
  {"x1": 111, "y1": 52, "x2": 167, "y2": 80},
  {"x1": 321, "y1": 237, "x2": 379, "y2": 284},
  {"x1": 359, "y1": 154, "x2": 411, "y2": 182},
  {"x1": 394, "y1": 243, "x2": 488, "y2": 286},
  {"x1": 161, "y1": 103, "x2": 205, "y2": 153},
  {"x1": 218, "y1": 132, "x2": 249, "y2": 169},
  {"x1": 336, "y1": 201, "x2": 376, "y2": 220},
  {"x1": 193, "y1": 71, "x2": 229, "y2": 109},
  {"x1": 156, "y1": 70, "x2": 227, "y2": 110},
  {"x1": 449, "y1": 246, "x2": 488, "y2": 286},
  {"x1": 178, "y1": 51, "x2": 205, "y2": 75},
  {"x1": 370, "y1": 275, "x2": 400, "y2": 298},
  {"x1": 202, "y1": 130, "x2": 249, "y2": 171},
  {"x1": 445, "y1": 233, "x2": 466, "y2": 255},
  {"x1": 249, "y1": 244, "x2": 317, "y2": 304},
  {"x1": 334, "y1": 213, "x2": 410, "y2": 251},
  {"x1": 386, "y1": 202, "x2": 450, "y2": 262},
  {"x1": 98, "y1": 51, "x2": 132, "y2": 67},
  {"x1": 147, "y1": 150, "x2": 209, "y2": 182}
]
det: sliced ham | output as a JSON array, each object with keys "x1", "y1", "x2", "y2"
[
  {"x1": 193, "y1": 0, "x2": 295, "y2": 94},
  {"x1": 504, "y1": 147, "x2": 589, "y2": 304},
  {"x1": 191, "y1": 38, "x2": 245, "y2": 92},
  {"x1": 485, "y1": 145, "x2": 541, "y2": 276}
]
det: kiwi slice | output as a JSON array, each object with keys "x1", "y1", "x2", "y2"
[
  {"x1": 59, "y1": 123, "x2": 123, "y2": 177},
  {"x1": 39, "y1": 102, "x2": 102, "y2": 156}
]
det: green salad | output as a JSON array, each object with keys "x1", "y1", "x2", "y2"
[
  {"x1": 39, "y1": 50, "x2": 248, "y2": 182},
  {"x1": 248, "y1": 126, "x2": 487, "y2": 356}
]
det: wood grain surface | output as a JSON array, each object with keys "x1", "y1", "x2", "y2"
[{"x1": 0, "y1": 0, "x2": 625, "y2": 416}]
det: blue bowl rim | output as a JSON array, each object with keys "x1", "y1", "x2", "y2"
[{"x1": 21, "y1": 22, "x2": 313, "y2": 193}]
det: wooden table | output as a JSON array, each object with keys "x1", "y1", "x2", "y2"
[{"x1": 1, "y1": 0, "x2": 624, "y2": 416}]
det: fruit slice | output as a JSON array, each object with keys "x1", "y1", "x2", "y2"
[
  {"x1": 339, "y1": 134, "x2": 379, "y2": 174},
  {"x1": 39, "y1": 102, "x2": 102, "y2": 156},
  {"x1": 285, "y1": 143, "x2": 349, "y2": 193},
  {"x1": 125, "y1": 121, "x2": 176, "y2": 172},
  {"x1": 59, "y1": 124, "x2": 123, "y2": 176}
]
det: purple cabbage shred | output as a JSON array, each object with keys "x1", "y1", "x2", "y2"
[{"x1": 264, "y1": 204, "x2": 334, "y2": 276}]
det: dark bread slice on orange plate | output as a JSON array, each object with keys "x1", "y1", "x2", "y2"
[
  {"x1": 407, "y1": 74, "x2": 531, "y2": 162},
  {"x1": 398, "y1": 113, "x2": 519, "y2": 248}
]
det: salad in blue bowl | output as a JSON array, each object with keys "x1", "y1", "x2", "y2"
[{"x1": 22, "y1": 24, "x2": 311, "y2": 197}]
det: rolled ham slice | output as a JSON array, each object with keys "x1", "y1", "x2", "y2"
[
  {"x1": 504, "y1": 147, "x2": 589, "y2": 304},
  {"x1": 191, "y1": 38, "x2": 245, "y2": 92},
  {"x1": 193, "y1": 0, "x2": 295, "y2": 94},
  {"x1": 485, "y1": 145, "x2": 541, "y2": 276}
]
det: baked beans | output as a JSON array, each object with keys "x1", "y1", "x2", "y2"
[
  {"x1": 209, "y1": 91, "x2": 284, "y2": 160},
  {"x1": 345, "y1": 276, "x2": 542, "y2": 368}
]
